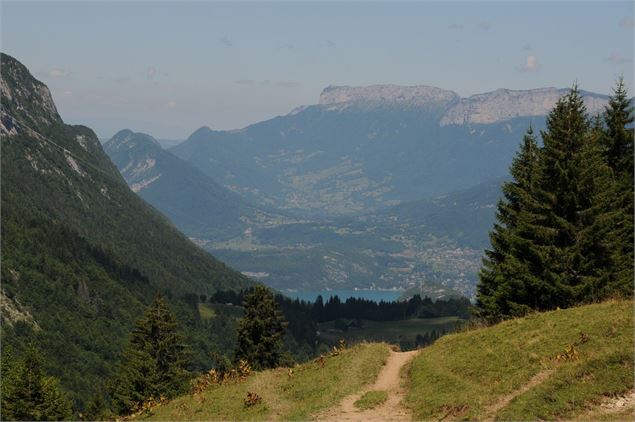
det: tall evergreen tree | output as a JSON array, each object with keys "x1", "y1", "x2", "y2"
[
  {"x1": 477, "y1": 85, "x2": 628, "y2": 321},
  {"x1": 1, "y1": 345, "x2": 73, "y2": 421},
  {"x1": 477, "y1": 127, "x2": 541, "y2": 321},
  {"x1": 235, "y1": 285, "x2": 287, "y2": 370},
  {"x1": 603, "y1": 77, "x2": 634, "y2": 177},
  {"x1": 109, "y1": 294, "x2": 190, "y2": 414},
  {"x1": 601, "y1": 78, "x2": 634, "y2": 293}
]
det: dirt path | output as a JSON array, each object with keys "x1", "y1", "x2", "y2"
[
  {"x1": 483, "y1": 369, "x2": 554, "y2": 419},
  {"x1": 315, "y1": 349, "x2": 419, "y2": 421}
]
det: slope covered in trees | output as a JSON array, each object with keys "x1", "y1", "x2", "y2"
[
  {"x1": 477, "y1": 82, "x2": 634, "y2": 321},
  {"x1": 0, "y1": 53, "x2": 253, "y2": 411}
]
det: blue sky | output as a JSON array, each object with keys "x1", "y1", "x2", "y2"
[{"x1": 2, "y1": 1, "x2": 633, "y2": 139}]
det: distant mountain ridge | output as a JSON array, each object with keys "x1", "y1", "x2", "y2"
[
  {"x1": 171, "y1": 84, "x2": 609, "y2": 216},
  {"x1": 316, "y1": 84, "x2": 608, "y2": 125}
]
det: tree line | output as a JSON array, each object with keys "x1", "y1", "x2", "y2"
[
  {"x1": 477, "y1": 80, "x2": 633, "y2": 322},
  {"x1": 210, "y1": 289, "x2": 472, "y2": 322}
]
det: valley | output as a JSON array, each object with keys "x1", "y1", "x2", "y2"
[{"x1": 104, "y1": 85, "x2": 610, "y2": 299}]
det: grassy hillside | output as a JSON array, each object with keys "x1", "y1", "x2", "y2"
[
  {"x1": 137, "y1": 343, "x2": 390, "y2": 421},
  {"x1": 404, "y1": 300, "x2": 634, "y2": 421}
]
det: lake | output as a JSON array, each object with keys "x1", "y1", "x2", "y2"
[{"x1": 284, "y1": 289, "x2": 403, "y2": 303}]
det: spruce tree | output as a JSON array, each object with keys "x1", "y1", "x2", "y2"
[
  {"x1": 477, "y1": 127, "x2": 541, "y2": 321},
  {"x1": 601, "y1": 78, "x2": 634, "y2": 294},
  {"x1": 477, "y1": 85, "x2": 627, "y2": 320},
  {"x1": 1, "y1": 345, "x2": 73, "y2": 421},
  {"x1": 235, "y1": 285, "x2": 287, "y2": 370},
  {"x1": 110, "y1": 294, "x2": 190, "y2": 414}
]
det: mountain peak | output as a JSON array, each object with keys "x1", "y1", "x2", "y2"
[
  {"x1": 440, "y1": 87, "x2": 608, "y2": 126},
  {"x1": 1, "y1": 52, "x2": 62, "y2": 130},
  {"x1": 105, "y1": 129, "x2": 162, "y2": 153},
  {"x1": 318, "y1": 84, "x2": 459, "y2": 108}
]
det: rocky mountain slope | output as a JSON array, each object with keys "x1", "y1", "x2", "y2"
[
  {"x1": 171, "y1": 85, "x2": 608, "y2": 216},
  {"x1": 0, "y1": 53, "x2": 252, "y2": 407},
  {"x1": 104, "y1": 129, "x2": 286, "y2": 240}
]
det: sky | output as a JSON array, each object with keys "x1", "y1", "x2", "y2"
[{"x1": 2, "y1": 1, "x2": 633, "y2": 139}]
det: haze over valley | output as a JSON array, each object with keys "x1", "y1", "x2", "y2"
[{"x1": 105, "y1": 85, "x2": 612, "y2": 298}]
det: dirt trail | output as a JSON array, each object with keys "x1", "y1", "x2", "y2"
[
  {"x1": 483, "y1": 369, "x2": 554, "y2": 419},
  {"x1": 315, "y1": 349, "x2": 419, "y2": 421}
]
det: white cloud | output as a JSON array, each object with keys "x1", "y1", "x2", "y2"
[
  {"x1": 516, "y1": 55, "x2": 541, "y2": 73},
  {"x1": 604, "y1": 52, "x2": 631, "y2": 65},
  {"x1": 141, "y1": 66, "x2": 157, "y2": 81},
  {"x1": 37, "y1": 68, "x2": 72, "y2": 78},
  {"x1": 479, "y1": 22, "x2": 492, "y2": 32},
  {"x1": 277, "y1": 81, "x2": 299, "y2": 88},
  {"x1": 220, "y1": 35, "x2": 233, "y2": 47}
]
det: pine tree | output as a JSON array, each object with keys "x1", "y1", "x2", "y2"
[
  {"x1": 235, "y1": 285, "x2": 288, "y2": 370},
  {"x1": 110, "y1": 294, "x2": 190, "y2": 414},
  {"x1": 1, "y1": 345, "x2": 73, "y2": 421},
  {"x1": 477, "y1": 127, "x2": 542, "y2": 321}
]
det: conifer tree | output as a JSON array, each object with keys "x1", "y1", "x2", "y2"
[
  {"x1": 601, "y1": 78, "x2": 634, "y2": 293},
  {"x1": 531, "y1": 86, "x2": 626, "y2": 307},
  {"x1": 235, "y1": 285, "x2": 287, "y2": 370},
  {"x1": 477, "y1": 127, "x2": 541, "y2": 321},
  {"x1": 110, "y1": 294, "x2": 190, "y2": 414},
  {"x1": 477, "y1": 85, "x2": 627, "y2": 321},
  {"x1": 1, "y1": 345, "x2": 73, "y2": 421}
]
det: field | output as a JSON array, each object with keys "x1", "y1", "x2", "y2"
[
  {"x1": 135, "y1": 343, "x2": 390, "y2": 421},
  {"x1": 198, "y1": 303, "x2": 244, "y2": 319},
  {"x1": 404, "y1": 300, "x2": 635, "y2": 421},
  {"x1": 318, "y1": 317, "x2": 462, "y2": 349}
]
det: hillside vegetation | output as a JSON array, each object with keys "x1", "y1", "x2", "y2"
[
  {"x1": 0, "y1": 52, "x2": 252, "y2": 409},
  {"x1": 405, "y1": 300, "x2": 634, "y2": 421},
  {"x1": 136, "y1": 343, "x2": 390, "y2": 421}
]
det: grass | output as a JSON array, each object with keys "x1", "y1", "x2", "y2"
[
  {"x1": 318, "y1": 317, "x2": 461, "y2": 348},
  {"x1": 136, "y1": 342, "x2": 390, "y2": 421},
  {"x1": 198, "y1": 303, "x2": 244, "y2": 320},
  {"x1": 197, "y1": 303, "x2": 216, "y2": 319},
  {"x1": 354, "y1": 390, "x2": 388, "y2": 410},
  {"x1": 404, "y1": 300, "x2": 634, "y2": 421}
]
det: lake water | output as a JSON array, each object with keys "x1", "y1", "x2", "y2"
[{"x1": 284, "y1": 289, "x2": 403, "y2": 303}]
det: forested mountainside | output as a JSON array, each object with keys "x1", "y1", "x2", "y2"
[
  {"x1": 0, "y1": 53, "x2": 253, "y2": 408},
  {"x1": 170, "y1": 85, "x2": 609, "y2": 216}
]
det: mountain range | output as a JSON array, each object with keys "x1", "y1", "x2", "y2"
[
  {"x1": 104, "y1": 83, "x2": 610, "y2": 297},
  {"x1": 170, "y1": 84, "x2": 608, "y2": 216}
]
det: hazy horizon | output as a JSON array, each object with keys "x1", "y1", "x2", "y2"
[{"x1": 2, "y1": 1, "x2": 633, "y2": 139}]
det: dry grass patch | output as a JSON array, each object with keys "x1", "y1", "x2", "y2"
[{"x1": 136, "y1": 342, "x2": 390, "y2": 421}]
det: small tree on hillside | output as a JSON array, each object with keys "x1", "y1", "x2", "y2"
[
  {"x1": 1, "y1": 345, "x2": 73, "y2": 421},
  {"x1": 110, "y1": 294, "x2": 190, "y2": 414},
  {"x1": 234, "y1": 285, "x2": 288, "y2": 370}
]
